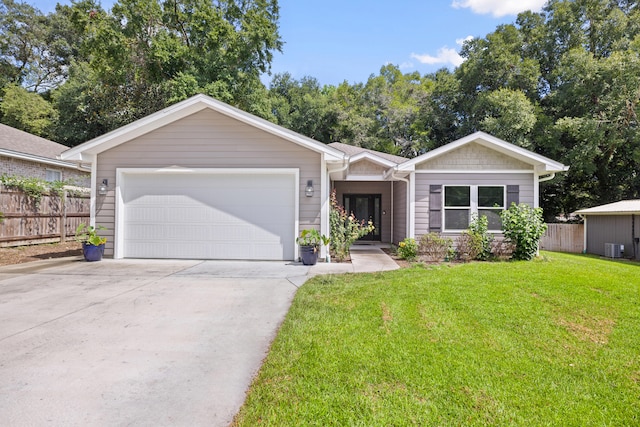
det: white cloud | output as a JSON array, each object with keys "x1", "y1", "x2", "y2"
[
  {"x1": 456, "y1": 35, "x2": 474, "y2": 46},
  {"x1": 399, "y1": 62, "x2": 414, "y2": 70},
  {"x1": 411, "y1": 47, "x2": 465, "y2": 67},
  {"x1": 451, "y1": 0, "x2": 546, "y2": 17}
]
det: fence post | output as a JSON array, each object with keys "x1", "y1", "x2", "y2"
[{"x1": 60, "y1": 189, "x2": 67, "y2": 242}]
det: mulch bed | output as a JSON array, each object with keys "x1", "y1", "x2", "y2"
[{"x1": 0, "y1": 241, "x2": 82, "y2": 267}]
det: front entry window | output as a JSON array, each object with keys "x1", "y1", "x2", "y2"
[{"x1": 343, "y1": 194, "x2": 381, "y2": 241}]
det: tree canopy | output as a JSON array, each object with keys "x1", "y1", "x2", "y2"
[{"x1": 1, "y1": 0, "x2": 639, "y2": 217}]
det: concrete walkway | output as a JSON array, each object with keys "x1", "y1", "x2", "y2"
[{"x1": 307, "y1": 244, "x2": 399, "y2": 278}]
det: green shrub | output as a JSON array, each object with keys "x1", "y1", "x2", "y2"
[
  {"x1": 418, "y1": 232, "x2": 453, "y2": 262},
  {"x1": 500, "y1": 203, "x2": 547, "y2": 261},
  {"x1": 329, "y1": 190, "x2": 375, "y2": 262},
  {"x1": 468, "y1": 214, "x2": 493, "y2": 260},
  {"x1": 397, "y1": 237, "x2": 418, "y2": 261},
  {"x1": 455, "y1": 232, "x2": 483, "y2": 262}
]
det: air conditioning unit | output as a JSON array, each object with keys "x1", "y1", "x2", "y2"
[{"x1": 604, "y1": 243, "x2": 624, "y2": 258}]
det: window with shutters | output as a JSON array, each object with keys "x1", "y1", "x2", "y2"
[{"x1": 443, "y1": 185, "x2": 505, "y2": 231}]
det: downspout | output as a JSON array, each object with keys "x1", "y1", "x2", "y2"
[
  {"x1": 582, "y1": 215, "x2": 588, "y2": 254},
  {"x1": 632, "y1": 214, "x2": 637, "y2": 260},
  {"x1": 390, "y1": 181, "x2": 394, "y2": 244},
  {"x1": 326, "y1": 156, "x2": 350, "y2": 252},
  {"x1": 390, "y1": 168, "x2": 411, "y2": 242},
  {"x1": 538, "y1": 172, "x2": 555, "y2": 183}
]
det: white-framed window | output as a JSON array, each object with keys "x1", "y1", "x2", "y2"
[
  {"x1": 443, "y1": 185, "x2": 505, "y2": 231},
  {"x1": 45, "y1": 169, "x2": 62, "y2": 182}
]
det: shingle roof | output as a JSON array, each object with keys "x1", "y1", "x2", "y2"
[
  {"x1": 0, "y1": 123, "x2": 70, "y2": 160},
  {"x1": 328, "y1": 142, "x2": 408, "y2": 165},
  {"x1": 575, "y1": 200, "x2": 640, "y2": 215}
]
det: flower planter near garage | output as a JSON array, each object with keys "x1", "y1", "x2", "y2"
[
  {"x1": 75, "y1": 224, "x2": 107, "y2": 262},
  {"x1": 296, "y1": 229, "x2": 329, "y2": 266},
  {"x1": 299, "y1": 245, "x2": 318, "y2": 265},
  {"x1": 82, "y1": 243, "x2": 105, "y2": 262}
]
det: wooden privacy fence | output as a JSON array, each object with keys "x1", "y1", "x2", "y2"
[
  {"x1": 540, "y1": 223, "x2": 584, "y2": 253},
  {"x1": 0, "y1": 187, "x2": 90, "y2": 247}
]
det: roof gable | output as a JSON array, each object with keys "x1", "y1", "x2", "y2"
[
  {"x1": 415, "y1": 141, "x2": 533, "y2": 171},
  {"x1": 61, "y1": 94, "x2": 346, "y2": 162},
  {"x1": 398, "y1": 131, "x2": 568, "y2": 174}
]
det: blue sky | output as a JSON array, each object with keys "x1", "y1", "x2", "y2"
[{"x1": 31, "y1": 0, "x2": 547, "y2": 86}]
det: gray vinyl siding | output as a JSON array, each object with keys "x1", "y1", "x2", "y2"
[
  {"x1": 333, "y1": 181, "x2": 392, "y2": 243},
  {"x1": 392, "y1": 181, "x2": 407, "y2": 244},
  {"x1": 414, "y1": 172, "x2": 534, "y2": 238},
  {"x1": 586, "y1": 215, "x2": 640, "y2": 259},
  {"x1": 95, "y1": 109, "x2": 322, "y2": 256}
]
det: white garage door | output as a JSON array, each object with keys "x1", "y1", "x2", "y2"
[{"x1": 119, "y1": 170, "x2": 297, "y2": 260}]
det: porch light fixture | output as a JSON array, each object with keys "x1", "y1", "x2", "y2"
[
  {"x1": 305, "y1": 180, "x2": 314, "y2": 197},
  {"x1": 98, "y1": 179, "x2": 108, "y2": 195}
]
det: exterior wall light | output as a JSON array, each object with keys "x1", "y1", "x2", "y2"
[
  {"x1": 98, "y1": 179, "x2": 108, "y2": 195},
  {"x1": 305, "y1": 180, "x2": 314, "y2": 197}
]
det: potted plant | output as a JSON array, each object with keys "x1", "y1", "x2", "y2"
[
  {"x1": 296, "y1": 229, "x2": 328, "y2": 265},
  {"x1": 75, "y1": 223, "x2": 107, "y2": 262}
]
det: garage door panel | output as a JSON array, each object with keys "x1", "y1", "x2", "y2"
[{"x1": 121, "y1": 172, "x2": 296, "y2": 260}]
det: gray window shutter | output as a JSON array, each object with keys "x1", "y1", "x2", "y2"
[
  {"x1": 429, "y1": 185, "x2": 442, "y2": 232},
  {"x1": 507, "y1": 185, "x2": 519, "y2": 207}
]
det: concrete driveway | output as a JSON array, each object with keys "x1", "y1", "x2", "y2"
[{"x1": 0, "y1": 258, "x2": 311, "y2": 426}]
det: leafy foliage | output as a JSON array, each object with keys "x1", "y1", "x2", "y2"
[
  {"x1": 2, "y1": 0, "x2": 640, "y2": 218},
  {"x1": 418, "y1": 232, "x2": 453, "y2": 262},
  {"x1": 329, "y1": 190, "x2": 375, "y2": 262},
  {"x1": 500, "y1": 203, "x2": 547, "y2": 261},
  {"x1": 467, "y1": 214, "x2": 493, "y2": 260},
  {"x1": 0, "y1": 174, "x2": 65, "y2": 203},
  {"x1": 74, "y1": 223, "x2": 107, "y2": 246},
  {"x1": 397, "y1": 237, "x2": 418, "y2": 261}
]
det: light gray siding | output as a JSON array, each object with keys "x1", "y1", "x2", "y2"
[
  {"x1": 414, "y1": 172, "x2": 535, "y2": 238},
  {"x1": 416, "y1": 142, "x2": 533, "y2": 170},
  {"x1": 586, "y1": 215, "x2": 640, "y2": 259},
  {"x1": 333, "y1": 181, "x2": 392, "y2": 242},
  {"x1": 96, "y1": 109, "x2": 322, "y2": 256},
  {"x1": 392, "y1": 181, "x2": 407, "y2": 244}
]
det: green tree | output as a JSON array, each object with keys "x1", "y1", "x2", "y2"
[
  {"x1": 50, "y1": 0, "x2": 282, "y2": 145},
  {"x1": 268, "y1": 73, "x2": 336, "y2": 142},
  {"x1": 476, "y1": 88, "x2": 537, "y2": 148},
  {"x1": 0, "y1": 0, "x2": 78, "y2": 91},
  {"x1": 0, "y1": 83, "x2": 56, "y2": 136}
]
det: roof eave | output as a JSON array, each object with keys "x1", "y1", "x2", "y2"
[
  {"x1": 1, "y1": 148, "x2": 89, "y2": 171},
  {"x1": 60, "y1": 94, "x2": 345, "y2": 161}
]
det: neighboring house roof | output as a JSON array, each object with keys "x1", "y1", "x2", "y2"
[
  {"x1": 61, "y1": 94, "x2": 347, "y2": 163},
  {"x1": 0, "y1": 123, "x2": 89, "y2": 171},
  {"x1": 328, "y1": 142, "x2": 408, "y2": 165},
  {"x1": 396, "y1": 131, "x2": 569, "y2": 174},
  {"x1": 575, "y1": 200, "x2": 640, "y2": 215}
]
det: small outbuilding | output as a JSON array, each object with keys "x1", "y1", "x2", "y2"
[{"x1": 575, "y1": 200, "x2": 640, "y2": 260}]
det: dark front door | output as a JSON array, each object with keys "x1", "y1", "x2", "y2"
[{"x1": 343, "y1": 194, "x2": 381, "y2": 241}]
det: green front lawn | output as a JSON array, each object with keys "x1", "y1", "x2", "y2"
[{"x1": 233, "y1": 253, "x2": 640, "y2": 426}]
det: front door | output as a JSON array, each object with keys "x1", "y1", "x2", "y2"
[{"x1": 343, "y1": 194, "x2": 381, "y2": 241}]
